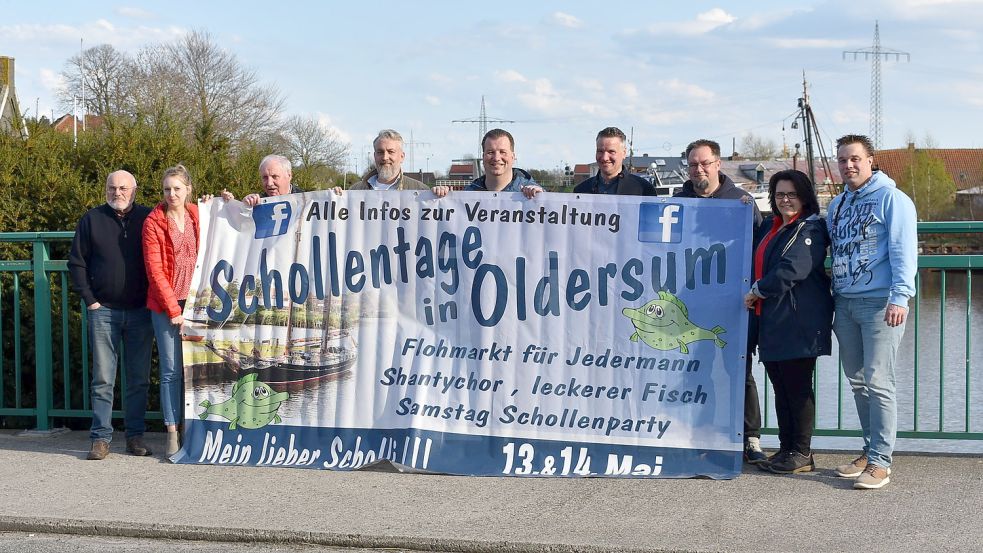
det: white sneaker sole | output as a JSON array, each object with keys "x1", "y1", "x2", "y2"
[{"x1": 854, "y1": 476, "x2": 890, "y2": 489}]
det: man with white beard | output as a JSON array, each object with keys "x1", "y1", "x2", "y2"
[
  {"x1": 347, "y1": 129, "x2": 429, "y2": 192},
  {"x1": 69, "y1": 170, "x2": 155, "y2": 460}
]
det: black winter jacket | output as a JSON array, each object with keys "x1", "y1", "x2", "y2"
[
  {"x1": 751, "y1": 214, "x2": 833, "y2": 362},
  {"x1": 68, "y1": 203, "x2": 152, "y2": 309}
]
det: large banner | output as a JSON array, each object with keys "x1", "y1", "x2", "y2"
[{"x1": 173, "y1": 190, "x2": 754, "y2": 478}]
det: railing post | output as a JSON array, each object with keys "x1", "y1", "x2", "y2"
[{"x1": 32, "y1": 239, "x2": 53, "y2": 431}]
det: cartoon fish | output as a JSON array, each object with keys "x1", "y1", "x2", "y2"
[
  {"x1": 198, "y1": 373, "x2": 289, "y2": 430},
  {"x1": 622, "y1": 291, "x2": 727, "y2": 354}
]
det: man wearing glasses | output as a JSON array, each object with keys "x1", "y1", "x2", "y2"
[
  {"x1": 69, "y1": 170, "x2": 155, "y2": 460},
  {"x1": 674, "y1": 139, "x2": 765, "y2": 465}
]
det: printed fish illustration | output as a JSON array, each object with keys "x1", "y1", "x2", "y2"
[
  {"x1": 622, "y1": 291, "x2": 726, "y2": 354},
  {"x1": 198, "y1": 373, "x2": 290, "y2": 430}
]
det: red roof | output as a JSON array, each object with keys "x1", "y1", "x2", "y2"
[
  {"x1": 449, "y1": 164, "x2": 474, "y2": 174},
  {"x1": 52, "y1": 114, "x2": 104, "y2": 133},
  {"x1": 574, "y1": 164, "x2": 591, "y2": 175},
  {"x1": 875, "y1": 148, "x2": 983, "y2": 191}
]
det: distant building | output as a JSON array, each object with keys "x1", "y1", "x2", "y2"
[
  {"x1": 403, "y1": 171, "x2": 437, "y2": 187},
  {"x1": 437, "y1": 158, "x2": 481, "y2": 189},
  {"x1": 52, "y1": 114, "x2": 105, "y2": 133},
  {"x1": 875, "y1": 144, "x2": 983, "y2": 192}
]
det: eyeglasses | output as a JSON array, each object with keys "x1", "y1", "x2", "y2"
[
  {"x1": 106, "y1": 186, "x2": 135, "y2": 194},
  {"x1": 775, "y1": 192, "x2": 799, "y2": 201},
  {"x1": 687, "y1": 159, "x2": 717, "y2": 171}
]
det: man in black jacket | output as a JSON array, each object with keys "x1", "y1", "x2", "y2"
[
  {"x1": 674, "y1": 139, "x2": 766, "y2": 464},
  {"x1": 574, "y1": 127, "x2": 656, "y2": 196},
  {"x1": 68, "y1": 170, "x2": 154, "y2": 460}
]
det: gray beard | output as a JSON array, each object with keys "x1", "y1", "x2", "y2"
[
  {"x1": 377, "y1": 164, "x2": 400, "y2": 183},
  {"x1": 693, "y1": 178, "x2": 710, "y2": 193}
]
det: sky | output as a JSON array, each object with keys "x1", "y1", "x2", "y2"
[{"x1": 2, "y1": 0, "x2": 982, "y2": 175}]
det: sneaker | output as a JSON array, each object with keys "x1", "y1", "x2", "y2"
[
  {"x1": 767, "y1": 451, "x2": 816, "y2": 474},
  {"x1": 87, "y1": 440, "x2": 110, "y2": 460},
  {"x1": 126, "y1": 436, "x2": 153, "y2": 457},
  {"x1": 834, "y1": 453, "x2": 868, "y2": 477},
  {"x1": 853, "y1": 463, "x2": 891, "y2": 489},
  {"x1": 744, "y1": 438, "x2": 767, "y2": 465},
  {"x1": 758, "y1": 450, "x2": 788, "y2": 472}
]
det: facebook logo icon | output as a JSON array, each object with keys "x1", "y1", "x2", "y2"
[
  {"x1": 638, "y1": 203, "x2": 684, "y2": 243},
  {"x1": 253, "y1": 201, "x2": 292, "y2": 239}
]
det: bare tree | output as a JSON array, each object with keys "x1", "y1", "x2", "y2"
[
  {"x1": 281, "y1": 115, "x2": 349, "y2": 170},
  {"x1": 58, "y1": 44, "x2": 136, "y2": 117},
  {"x1": 740, "y1": 133, "x2": 778, "y2": 160},
  {"x1": 131, "y1": 29, "x2": 284, "y2": 147}
]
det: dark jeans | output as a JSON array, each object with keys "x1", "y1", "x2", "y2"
[
  {"x1": 745, "y1": 355, "x2": 761, "y2": 439},
  {"x1": 763, "y1": 357, "x2": 816, "y2": 454}
]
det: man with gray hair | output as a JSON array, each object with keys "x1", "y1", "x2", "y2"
[
  {"x1": 348, "y1": 129, "x2": 428, "y2": 191},
  {"x1": 69, "y1": 170, "x2": 154, "y2": 460},
  {"x1": 222, "y1": 154, "x2": 304, "y2": 206}
]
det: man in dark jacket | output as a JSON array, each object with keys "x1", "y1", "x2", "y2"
[
  {"x1": 674, "y1": 139, "x2": 765, "y2": 464},
  {"x1": 574, "y1": 127, "x2": 657, "y2": 196},
  {"x1": 68, "y1": 170, "x2": 154, "y2": 460}
]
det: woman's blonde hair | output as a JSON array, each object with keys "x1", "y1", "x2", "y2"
[{"x1": 161, "y1": 164, "x2": 193, "y2": 194}]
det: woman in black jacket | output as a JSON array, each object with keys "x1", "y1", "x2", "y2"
[{"x1": 744, "y1": 170, "x2": 833, "y2": 474}]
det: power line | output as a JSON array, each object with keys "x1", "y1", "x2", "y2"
[
  {"x1": 452, "y1": 95, "x2": 515, "y2": 154},
  {"x1": 843, "y1": 21, "x2": 910, "y2": 149}
]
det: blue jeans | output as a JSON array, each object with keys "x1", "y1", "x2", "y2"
[
  {"x1": 88, "y1": 306, "x2": 153, "y2": 442},
  {"x1": 151, "y1": 310, "x2": 184, "y2": 426},
  {"x1": 833, "y1": 295, "x2": 906, "y2": 468}
]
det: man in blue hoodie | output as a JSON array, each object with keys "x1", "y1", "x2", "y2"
[
  {"x1": 827, "y1": 134, "x2": 917, "y2": 490},
  {"x1": 433, "y1": 129, "x2": 542, "y2": 198}
]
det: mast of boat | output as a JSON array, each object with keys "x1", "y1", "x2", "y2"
[
  {"x1": 796, "y1": 72, "x2": 839, "y2": 197},
  {"x1": 285, "y1": 195, "x2": 304, "y2": 348}
]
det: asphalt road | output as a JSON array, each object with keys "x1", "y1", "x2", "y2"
[{"x1": 1, "y1": 430, "x2": 981, "y2": 552}]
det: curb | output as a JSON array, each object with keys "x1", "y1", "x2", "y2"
[{"x1": 0, "y1": 516, "x2": 691, "y2": 553}]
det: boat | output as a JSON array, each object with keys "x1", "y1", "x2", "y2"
[{"x1": 191, "y1": 329, "x2": 358, "y2": 390}]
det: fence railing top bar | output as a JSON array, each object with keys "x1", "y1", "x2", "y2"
[
  {"x1": 0, "y1": 232, "x2": 75, "y2": 242},
  {"x1": 916, "y1": 221, "x2": 983, "y2": 233}
]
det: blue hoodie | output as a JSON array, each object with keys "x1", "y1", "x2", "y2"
[
  {"x1": 826, "y1": 170, "x2": 917, "y2": 306},
  {"x1": 466, "y1": 168, "x2": 539, "y2": 192}
]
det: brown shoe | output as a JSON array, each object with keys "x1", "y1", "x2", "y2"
[
  {"x1": 87, "y1": 440, "x2": 110, "y2": 460},
  {"x1": 125, "y1": 436, "x2": 153, "y2": 456},
  {"x1": 853, "y1": 463, "x2": 891, "y2": 489},
  {"x1": 834, "y1": 453, "x2": 868, "y2": 478}
]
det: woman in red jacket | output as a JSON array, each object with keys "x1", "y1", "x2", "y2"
[{"x1": 144, "y1": 165, "x2": 199, "y2": 456}]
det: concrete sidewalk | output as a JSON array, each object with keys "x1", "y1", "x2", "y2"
[{"x1": 0, "y1": 430, "x2": 980, "y2": 553}]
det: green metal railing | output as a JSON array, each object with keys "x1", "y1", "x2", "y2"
[
  {"x1": 0, "y1": 231, "x2": 161, "y2": 430},
  {"x1": 1, "y1": 224, "x2": 981, "y2": 441}
]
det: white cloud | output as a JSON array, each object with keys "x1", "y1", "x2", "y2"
[
  {"x1": 0, "y1": 21, "x2": 183, "y2": 50},
  {"x1": 429, "y1": 72, "x2": 452, "y2": 84},
  {"x1": 766, "y1": 38, "x2": 852, "y2": 49},
  {"x1": 39, "y1": 68, "x2": 65, "y2": 92},
  {"x1": 550, "y1": 12, "x2": 583, "y2": 29},
  {"x1": 643, "y1": 7, "x2": 736, "y2": 36},
  {"x1": 116, "y1": 6, "x2": 156, "y2": 19},
  {"x1": 496, "y1": 69, "x2": 527, "y2": 83},
  {"x1": 953, "y1": 81, "x2": 983, "y2": 107},
  {"x1": 616, "y1": 82, "x2": 639, "y2": 100},
  {"x1": 315, "y1": 112, "x2": 351, "y2": 144},
  {"x1": 657, "y1": 78, "x2": 715, "y2": 102},
  {"x1": 579, "y1": 79, "x2": 604, "y2": 93},
  {"x1": 424, "y1": 95, "x2": 441, "y2": 106}
]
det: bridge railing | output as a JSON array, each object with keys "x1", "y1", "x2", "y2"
[{"x1": 1, "y1": 223, "x2": 981, "y2": 441}]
